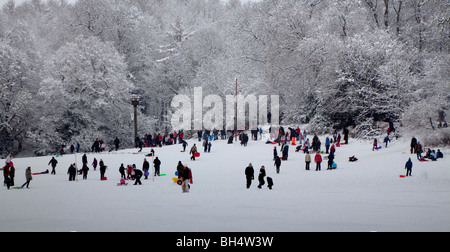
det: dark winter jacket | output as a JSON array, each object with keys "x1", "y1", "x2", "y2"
[
  {"x1": 258, "y1": 168, "x2": 266, "y2": 181},
  {"x1": 154, "y1": 158, "x2": 161, "y2": 168},
  {"x1": 143, "y1": 160, "x2": 150, "y2": 171},
  {"x1": 49, "y1": 157, "x2": 58, "y2": 167},
  {"x1": 274, "y1": 156, "x2": 281, "y2": 167},
  {"x1": 405, "y1": 159, "x2": 413, "y2": 169},
  {"x1": 245, "y1": 166, "x2": 254, "y2": 179}
]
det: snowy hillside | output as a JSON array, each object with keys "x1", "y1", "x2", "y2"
[{"x1": 1, "y1": 134, "x2": 449, "y2": 232}]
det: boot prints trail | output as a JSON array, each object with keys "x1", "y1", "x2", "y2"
[{"x1": 176, "y1": 235, "x2": 274, "y2": 249}]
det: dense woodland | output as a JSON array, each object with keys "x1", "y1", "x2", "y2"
[{"x1": 0, "y1": 0, "x2": 448, "y2": 155}]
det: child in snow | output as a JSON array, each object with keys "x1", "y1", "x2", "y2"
[
  {"x1": 314, "y1": 152, "x2": 322, "y2": 171},
  {"x1": 405, "y1": 158, "x2": 413, "y2": 176},
  {"x1": 119, "y1": 164, "x2": 126, "y2": 179},
  {"x1": 372, "y1": 138, "x2": 378, "y2": 151},
  {"x1": 305, "y1": 151, "x2": 311, "y2": 171},
  {"x1": 384, "y1": 135, "x2": 390, "y2": 148}
]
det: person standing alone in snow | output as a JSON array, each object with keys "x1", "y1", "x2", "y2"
[
  {"x1": 245, "y1": 163, "x2": 254, "y2": 189},
  {"x1": 405, "y1": 158, "x2": 413, "y2": 177}
]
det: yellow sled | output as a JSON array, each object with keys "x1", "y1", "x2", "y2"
[{"x1": 172, "y1": 177, "x2": 183, "y2": 185}]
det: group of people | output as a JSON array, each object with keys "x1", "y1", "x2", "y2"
[
  {"x1": 136, "y1": 130, "x2": 186, "y2": 150},
  {"x1": 2, "y1": 154, "x2": 32, "y2": 189},
  {"x1": 245, "y1": 163, "x2": 273, "y2": 190},
  {"x1": 410, "y1": 136, "x2": 444, "y2": 161}
]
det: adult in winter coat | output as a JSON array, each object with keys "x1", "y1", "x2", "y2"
[
  {"x1": 415, "y1": 142, "x2": 423, "y2": 160},
  {"x1": 282, "y1": 145, "x2": 289, "y2": 160},
  {"x1": 81, "y1": 163, "x2": 89, "y2": 180},
  {"x1": 314, "y1": 152, "x2": 322, "y2": 171},
  {"x1": 142, "y1": 158, "x2": 150, "y2": 179},
  {"x1": 245, "y1": 163, "x2": 254, "y2": 189},
  {"x1": 181, "y1": 165, "x2": 192, "y2": 193},
  {"x1": 405, "y1": 158, "x2": 413, "y2": 177},
  {"x1": 274, "y1": 156, "x2": 281, "y2": 174},
  {"x1": 119, "y1": 163, "x2": 126, "y2": 179},
  {"x1": 257, "y1": 166, "x2": 266, "y2": 189},
  {"x1": 114, "y1": 137, "x2": 120, "y2": 151},
  {"x1": 410, "y1": 136, "x2": 417, "y2": 154},
  {"x1": 48, "y1": 157, "x2": 58, "y2": 175},
  {"x1": 99, "y1": 161, "x2": 107, "y2": 180},
  {"x1": 68, "y1": 164, "x2": 76, "y2": 181},
  {"x1": 325, "y1": 137, "x2": 330, "y2": 154},
  {"x1": 92, "y1": 158, "x2": 98, "y2": 171},
  {"x1": 133, "y1": 168, "x2": 143, "y2": 185},
  {"x1": 21, "y1": 167, "x2": 32, "y2": 189},
  {"x1": 343, "y1": 127, "x2": 349, "y2": 144},
  {"x1": 82, "y1": 154, "x2": 88, "y2": 166},
  {"x1": 153, "y1": 157, "x2": 161, "y2": 176},
  {"x1": 305, "y1": 151, "x2": 311, "y2": 170}
]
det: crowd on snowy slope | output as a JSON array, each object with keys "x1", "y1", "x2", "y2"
[{"x1": 2, "y1": 121, "x2": 447, "y2": 191}]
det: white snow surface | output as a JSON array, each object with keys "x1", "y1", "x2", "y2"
[{"x1": 1, "y1": 135, "x2": 449, "y2": 232}]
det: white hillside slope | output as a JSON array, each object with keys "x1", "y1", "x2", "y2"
[{"x1": 1, "y1": 134, "x2": 449, "y2": 232}]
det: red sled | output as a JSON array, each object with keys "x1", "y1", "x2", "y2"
[
  {"x1": 399, "y1": 175, "x2": 406, "y2": 178},
  {"x1": 194, "y1": 152, "x2": 200, "y2": 158},
  {"x1": 101, "y1": 177, "x2": 108, "y2": 181},
  {"x1": 180, "y1": 150, "x2": 186, "y2": 152}
]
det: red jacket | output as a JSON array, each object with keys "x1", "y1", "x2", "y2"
[{"x1": 314, "y1": 153, "x2": 322, "y2": 163}]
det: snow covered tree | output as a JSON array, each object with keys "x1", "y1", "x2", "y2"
[{"x1": 38, "y1": 35, "x2": 134, "y2": 151}]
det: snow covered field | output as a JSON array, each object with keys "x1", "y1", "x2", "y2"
[{"x1": 1, "y1": 134, "x2": 449, "y2": 232}]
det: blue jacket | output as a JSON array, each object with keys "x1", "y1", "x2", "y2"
[{"x1": 405, "y1": 159, "x2": 413, "y2": 169}]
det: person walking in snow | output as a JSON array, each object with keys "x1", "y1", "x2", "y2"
[
  {"x1": 405, "y1": 158, "x2": 413, "y2": 177},
  {"x1": 274, "y1": 155, "x2": 281, "y2": 174},
  {"x1": 190, "y1": 144, "x2": 198, "y2": 161},
  {"x1": 314, "y1": 152, "x2": 322, "y2": 171},
  {"x1": 257, "y1": 166, "x2": 266, "y2": 189},
  {"x1": 372, "y1": 138, "x2": 378, "y2": 151},
  {"x1": 48, "y1": 157, "x2": 58, "y2": 175},
  {"x1": 21, "y1": 167, "x2": 32, "y2": 189},
  {"x1": 384, "y1": 135, "x2": 390, "y2": 148},
  {"x1": 245, "y1": 163, "x2": 254, "y2": 189}
]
